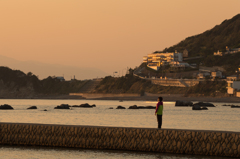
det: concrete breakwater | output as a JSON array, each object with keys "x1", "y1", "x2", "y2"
[
  {"x1": 151, "y1": 79, "x2": 200, "y2": 87},
  {"x1": 0, "y1": 123, "x2": 239, "y2": 158},
  {"x1": 69, "y1": 93, "x2": 140, "y2": 99}
]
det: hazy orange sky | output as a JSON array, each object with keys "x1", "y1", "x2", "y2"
[{"x1": 0, "y1": 0, "x2": 240, "y2": 76}]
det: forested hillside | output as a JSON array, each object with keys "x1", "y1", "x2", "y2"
[
  {"x1": 0, "y1": 66, "x2": 87, "y2": 98},
  {"x1": 0, "y1": 66, "x2": 228, "y2": 98},
  {"x1": 163, "y1": 14, "x2": 240, "y2": 57},
  {"x1": 93, "y1": 75, "x2": 188, "y2": 95}
]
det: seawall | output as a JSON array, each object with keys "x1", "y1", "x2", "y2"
[
  {"x1": 69, "y1": 93, "x2": 140, "y2": 99},
  {"x1": 0, "y1": 123, "x2": 240, "y2": 158},
  {"x1": 151, "y1": 79, "x2": 200, "y2": 87}
]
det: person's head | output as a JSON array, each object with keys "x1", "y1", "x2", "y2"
[{"x1": 158, "y1": 97, "x2": 163, "y2": 102}]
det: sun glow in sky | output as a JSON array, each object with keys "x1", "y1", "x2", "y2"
[{"x1": 0, "y1": 0, "x2": 240, "y2": 77}]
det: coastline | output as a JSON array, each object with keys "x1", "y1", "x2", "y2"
[
  {"x1": 1, "y1": 93, "x2": 240, "y2": 103},
  {"x1": 91, "y1": 95, "x2": 240, "y2": 103},
  {"x1": 68, "y1": 93, "x2": 240, "y2": 103}
]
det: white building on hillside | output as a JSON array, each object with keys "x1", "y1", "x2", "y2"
[
  {"x1": 227, "y1": 81, "x2": 240, "y2": 95},
  {"x1": 143, "y1": 51, "x2": 183, "y2": 70}
]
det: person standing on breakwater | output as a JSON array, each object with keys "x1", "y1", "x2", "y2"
[{"x1": 155, "y1": 97, "x2": 163, "y2": 129}]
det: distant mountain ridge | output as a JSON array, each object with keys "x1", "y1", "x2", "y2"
[
  {"x1": 0, "y1": 55, "x2": 107, "y2": 80},
  {"x1": 163, "y1": 14, "x2": 240, "y2": 56}
]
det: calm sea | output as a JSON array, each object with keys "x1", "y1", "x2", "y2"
[{"x1": 0, "y1": 99, "x2": 239, "y2": 159}]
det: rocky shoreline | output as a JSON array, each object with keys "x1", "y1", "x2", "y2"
[
  {"x1": 2, "y1": 101, "x2": 239, "y2": 110},
  {"x1": 90, "y1": 95, "x2": 240, "y2": 103},
  {"x1": 1, "y1": 94, "x2": 240, "y2": 103}
]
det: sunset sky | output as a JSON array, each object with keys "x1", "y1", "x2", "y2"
[{"x1": 0, "y1": 0, "x2": 240, "y2": 78}]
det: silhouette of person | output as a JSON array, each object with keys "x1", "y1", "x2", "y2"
[{"x1": 155, "y1": 97, "x2": 163, "y2": 128}]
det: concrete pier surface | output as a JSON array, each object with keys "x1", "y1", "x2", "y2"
[{"x1": 0, "y1": 123, "x2": 239, "y2": 158}]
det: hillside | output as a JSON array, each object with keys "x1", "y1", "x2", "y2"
[
  {"x1": 0, "y1": 66, "x2": 87, "y2": 98},
  {"x1": 93, "y1": 73, "x2": 227, "y2": 97},
  {"x1": 0, "y1": 66, "x2": 228, "y2": 98},
  {"x1": 162, "y1": 14, "x2": 240, "y2": 57},
  {"x1": 93, "y1": 75, "x2": 188, "y2": 95}
]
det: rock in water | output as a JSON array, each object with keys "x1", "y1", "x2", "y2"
[
  {"x1": 116, "y1": 106, "x2": 126, "y2": 109},
  {"x1": 138, "y1": 106, "x2": 156, "y2": 109},
  {"x1": 0, "y1": 104, "x2": 14, "y2": 110},
  {"x1": 54, "y1": 104, "x2": 70, "y2": 109},
  {"x1": 231, "y1": 105, "x2": 240, "y2": 108},
  {"x1": 128, "y1": 105, "x2": 138, "y2": 109},
  {"x1": 192, "y1": 105, "x2": 202, "y2": 110},
  {"x1": 80, "y1": 103, "x2": 92, "y2": 108},
  {"x1": 27, "y1": 106, "x2": 37, "y2": 109},
  {"x1": 128, "y1": 105, "x2": 156, "y2": 109},
  {"x1": 72, "y1": 103, "x2": 94, "y2": 108},
  {"x1": 193, "y1": 102, "x2": 215, "y2": 107},
  {"x1": 175, "y1": 100, "x2": 193, "y2": 106},
  {"x1": 71, "y1": 105, "x2": 79, "y2": 107},
  {"x1": 192, "y1": 105, "x2": 208, "y2": 110},
  {"x1": 145, "y1": 106, "x2": 156, "y2": 109},
  {"x1": 201, "y1": 107, "x2": 208, "y2": 110}
]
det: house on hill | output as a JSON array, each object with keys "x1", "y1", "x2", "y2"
[
  {"x1": 227, "y1": 80, "x2": 240, "y2": 95},
  {"x1": 197, "y1": 66, "x2": 224, "y2": 79},
  {"x1": 214, "y1": 50, "x2": 223, "y2": 56},
  {"x1": 226, "y1": 67, "x2": 240, "y2": 96},
  {"x1": 143, "y1": 51, "x2": 184, "y2": 71},
  {"x1": 183, "y1": 49, "x2": 189, "y2": 58},
  {"x1": 56, "y1": 76, "x2": 65, "y2": 82},
  {"x1": 214, "y1": 46, "x2": 240, "y2": 56},
  {"x1": 211, "y1": 71, "x2": 222, "y2": 79}
]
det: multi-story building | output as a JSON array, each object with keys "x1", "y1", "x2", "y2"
[{"x1": 143, "y1": 51, "x2": 183, "y2": 70}]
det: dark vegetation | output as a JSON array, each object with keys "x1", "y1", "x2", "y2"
[
  {"x1": 202, "y1": 53, "x2": 240, "y2": 75},
  {"x1": 158, "y1": 52, "x2": 240, "y2": 77},
  {"x1": 136, "y1": 63, "x2": 198, "y2": 79},
  {"x1": 0, "y1": 67, "x2": 38, "y2": 88},
  {"x1": 142, "y1": 14, "x2": 240, "y2": 77},
  {"x1": 93, "y1": 74, "x2": 189, "y2": 94},
  {"x1": 0, "y1": 66, "x2": 87, "y2": 97},
  {"x1": 0, "y1": 66, "x2": 228, "y2": 97},
  {"x1": 94, "y1": 74, "x2": 227, "y2": 96},
  {"x1": 185, "y1": 80, "x2": 227, "y2": 97},
  {"x1": 162, "y1": 14, "x2": 240, "y2": 57},
  {"x1": 40, "y1": 76, "x2": 88, "y2": 94}
]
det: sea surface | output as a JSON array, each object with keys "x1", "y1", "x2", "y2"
[{"x1": 0, "y1": 99, "x2": 239, "y2": 159}]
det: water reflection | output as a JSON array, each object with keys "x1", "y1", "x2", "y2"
[{"x1": 0, "y1": 146, "x2": 230, "y2": 159}]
